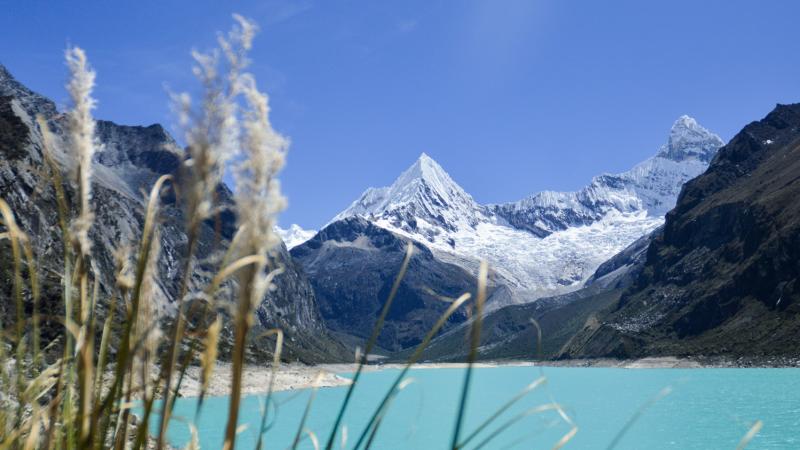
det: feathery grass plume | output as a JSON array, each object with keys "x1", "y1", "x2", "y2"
[
  {"x1": 113, "y1": 244, "x2": 135, "y2": 292},
  {"x1": 23, "y1": 407, "x2": 44, "y2": 450},
  {"x1": 132, "y1": 257, "x2": 169, "y2": 447},
  {"x1": 64, "y1": 47, "x2": 98, "y2": 259},
  {"x1": 157, "y1": 16, "x2": 258, "y2": 447},
  {"x1": 22, "y1": 360, "x2": 62, "y2": 405},
  {"x1": 233, "y1": 70, "x2": 288, "y2": 294},
  {"x1": 63, "y1": 46, "x2": 102, "y2": 449},
  {"x1": 224, "y1": 56, "x2": 290, "y2": 448},
  {"x1": 133, "y1": 230, "x2": 164, "y2": 440},
  {"x1": 174, "y1": 13, "x2": 255, "y2": 227}
]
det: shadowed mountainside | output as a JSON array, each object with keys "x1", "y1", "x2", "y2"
[
  {"x1": 291, "y1": 216, "x2": 482, "y2": 351},
  {"x1": 0, "y1": 63, "x2": 349, "y2": 363},
  {"x1": 564, "y1": 103, "x2": 800, "y2": 359}
]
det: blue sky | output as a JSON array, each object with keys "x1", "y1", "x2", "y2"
[{"x1": 1, "y1": 0, "x2": 798, "y2": 228}]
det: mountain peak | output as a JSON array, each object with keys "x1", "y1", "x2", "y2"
[
  {"x1": 0, "y1": 63, "x2": 57, "y2": 117},
  {"x1": 395, "y1": 152, "x2": 451, "y2": 189},
  {"x1": 672, "y1": 114, "x2": 698, "y2": 129},
  {"x1": 659, "y1": 115, "x2": 724, "y2": 162},
  {"x1": 0, "y1": 63, "x2": 12, "y2": 82},
  {"x1": 333, "y1": 152, "x2": 484, "y2": 233},
  {"x1": 275, "y1": 224, "x2": 316, "y2": 249}
]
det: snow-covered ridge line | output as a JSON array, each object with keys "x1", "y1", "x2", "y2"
[
  {"x1": 275, "y1": 224, "x2": 316, "y2": 249},
  {"x1": 490, "y1": 115, "x2": 724, "y2": 236},
  {"x1": 330, "y1": 115, "x2": 725, "y2": 304},
  {"x1": 333, "y1": 152, "x2": 488, "y2": 232}
]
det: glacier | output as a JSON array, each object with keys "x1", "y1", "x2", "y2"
[{"x1": 333, "y1": 116, "x2": 725, "y2": 306}]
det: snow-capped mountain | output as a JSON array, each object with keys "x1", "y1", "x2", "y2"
[
  {"x1": 333, "y1": 152, "x2": 489, "y2": 243},
  {"x1": 331, "y1": 116, "x2": 724, "y2": 305},
  {"x1": 491, "y1": 116, "x2": 725, "y2": 237},
  {"x1": 275, "y1": 224, "x2": 316, "y2": 249}
]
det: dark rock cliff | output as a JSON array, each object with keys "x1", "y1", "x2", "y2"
[
  {"x1": 0, "y1": 63, "x2": 348, "y2": 363},
  {"x1": 564, "y1": 104, "x2": 800, "y2": 359},
  {"x1": 292, "y1": 217, "x2": 478, "y2": 351}
]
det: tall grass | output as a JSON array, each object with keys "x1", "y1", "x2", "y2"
[
  {"x1": 0, "y1": 14, "x2": 762, "y2": 450},
  {"x1": 0, "y1": 19, "x2": 571, "y2": 445},
  {"x1": 0, "y1": 15, "x2": 292, "y2": 450}
]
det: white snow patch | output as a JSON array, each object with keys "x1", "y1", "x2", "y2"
[{"x1": 275, "y1": 224, "x2": 316, "y2": 249}]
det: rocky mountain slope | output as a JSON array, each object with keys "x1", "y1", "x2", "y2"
[
  {"x1": 291, "y1": 217, "x2": 480, "y2": 351},
  {"x1": 564, "y1": 103, "x2": 800, "y2": 360},
  {"x1": 404, "y1": 229, "x2": 656, "y2": 362},
  {"x1": 0, "y1": 63, "x2": 348, "y2": 363},
  {"x1": 332, "y1": 117, "x2": 723, "y2": 303}
]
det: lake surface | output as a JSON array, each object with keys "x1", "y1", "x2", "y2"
[{"x1": 155, "y1": 366, "x2": 800, "y2": 449}]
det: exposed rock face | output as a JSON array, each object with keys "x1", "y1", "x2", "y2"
[
  {"x1": 291, "y1": 217, "x2": 477, "y2": 351},
  {"x1": 0, "y1": 63, "x2": 347, "y2": 363},
  {"x1": 583, "y1": 229, "x2": 656, "y2": 289},
  {"x1": 564, "y1": 104, "x2": 800, "y2": 359}
]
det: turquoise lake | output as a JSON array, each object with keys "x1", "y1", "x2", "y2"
[{"x1": 154, "y1": 367, "x2": 800, "y2": 449}]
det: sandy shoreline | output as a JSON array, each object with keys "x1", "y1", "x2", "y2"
[
  {"x1": 177, "y1": 362, "x2": 352, "y2": 398},
  {"x1": 175, "y1": 355, "x2": 793, "y2": 398}
]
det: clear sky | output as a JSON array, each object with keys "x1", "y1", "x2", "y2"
[{"x1": 1, "y1": 0, "x2": 798, "y2": 228}]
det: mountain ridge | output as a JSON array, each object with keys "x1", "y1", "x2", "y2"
[
  {"x1": 291, "y1": 216, "x2": 478, "y2": 350},
  {"x1": 563, "y1": 103, "x2": 800, "y2": 359},
  {"x1": 329, "y1": 117, "x2": 724, "y2": 302},
  {"x1": 0, "y1": 62, "x2": 349, "y2": 363}
]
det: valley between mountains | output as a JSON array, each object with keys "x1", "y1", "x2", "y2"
[
  {"x1": 2, "y1": 61, "x2": 799, "y2": 364},
  {"x1": 285, "y1": 114, "x2": 728, "y2": 352}
]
